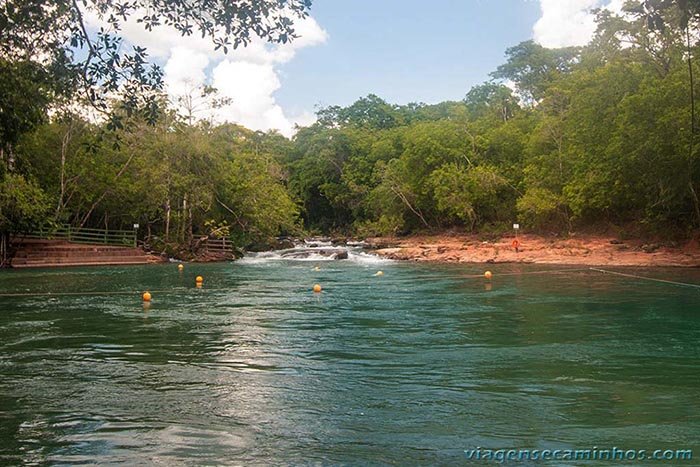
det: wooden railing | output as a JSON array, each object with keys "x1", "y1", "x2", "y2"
[
  {"x1": 24, "y1": 224, "x2": 137, "y2": 247},
  {"x1": 203, "y1": 237, "x2": 233, "y2": 256}
]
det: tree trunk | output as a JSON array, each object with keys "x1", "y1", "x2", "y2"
[
  {"x1": 689, "y1": 181, "x2": 700, "y2": 225},
  {"x1": 687, "y1": 27, "x2": 700, "y2": 225},
  {"x1": 179, "y1": 194, "x2": 188, "y2": 244},
  {"x1": 391, "y1": 186, "x2": 430, "y2": 228},
  {"x1": 187, "y1": 201, "x2": 193, "y2": 245},
  {"x1": 78, "y1": 150, "x2": 136, "y2": 228},
  {"x1": 0, "y1": 232, "x2": 7, "y2": 268},
  {"x1": 56, "y1": 121, "x2": 73, "y2": 219},
  {"x1": 165, "y1": 197, "x2": 171, "y2": 241}
]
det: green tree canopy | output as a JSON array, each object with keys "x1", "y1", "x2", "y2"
[
  {"x1": 491, "y1": 40, "x2": 581, "y2": 103},
  {"x1": 0, "y1": 0, "x2": 312, "y2": 123}
]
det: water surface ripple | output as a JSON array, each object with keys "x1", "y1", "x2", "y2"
[{"x1": 1, "y1": 261, "x2": 699, "y2": 464}]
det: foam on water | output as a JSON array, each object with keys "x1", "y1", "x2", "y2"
[
  {"x1": 239, "y1": 244, "x2": 392, "y2": 265},
  {"x1": 346, "y1": 250, "x2": 393, "y2": 264},
  {"x1": 238, "y1": 252, "x2": 335, "y2": 264}
]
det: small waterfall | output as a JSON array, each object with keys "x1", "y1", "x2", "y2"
[{"x1": 239, "y1": 239, "x2": 391, "y2": 265}]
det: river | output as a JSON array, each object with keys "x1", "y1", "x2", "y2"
[{"x1": 1, "y1": 249, "x2": 699, "y2": 464}]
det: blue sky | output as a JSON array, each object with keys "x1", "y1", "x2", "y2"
[
  {"x1": 276, "y1": 0, "x2": 541, "y2": 115},
  {"x1": 101, "y1": 0, "x2": 618, "y2": 135}
]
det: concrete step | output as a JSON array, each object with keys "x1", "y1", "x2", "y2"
[
  {"x1": 39, "y1": 245, "x2": 135, "y2": 251},
  {"x1": 10, "y1": 241, "x2": 160, "y2": 268},
  {"x1": 12, "y1": 259, "x2": 153, "y2": 268},
  {"x1": 20, "y1": 249, "x2": 143, "y2": 259},
  {"x1": 15, "y1": 254, "x2": 146, "y2": 263},
  {"x1": 11, "y1": 241, "x2": 131, "y2": 250},
  {"x1": 12, "y1": 255, "x2": 149, "y2": 264},
  {"x1": 11, "y1": 239, "x2": 65, "y2": 246},
  {"x1": 18, "y1": 246, "x2": 136, "y2": 253}
]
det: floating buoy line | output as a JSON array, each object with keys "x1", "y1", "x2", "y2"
[
  {"x1": 589, "y1": 267, "x2": 700, "y2": 290},
  {"x1": 0, "y1": 267, "x2": 697, "y2": 299}
]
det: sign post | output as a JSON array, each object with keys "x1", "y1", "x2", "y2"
[{"x1": 133, "y1": 223, "x2": 139, "y2": 248}]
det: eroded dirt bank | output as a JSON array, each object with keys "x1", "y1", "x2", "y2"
[{"x1": 366, "y1": 234, "x2": 700, "y2": 267}]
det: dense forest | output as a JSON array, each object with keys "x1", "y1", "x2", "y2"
[{"x1": 2, "y1": 1, "x2": 700, "y2": 262}]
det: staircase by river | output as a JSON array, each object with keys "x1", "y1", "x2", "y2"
[{"x1": 10, "y1": 239, "x2": 161, "y2": 268}]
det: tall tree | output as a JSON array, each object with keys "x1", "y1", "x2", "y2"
[
  {"x1": 491, "y1": 40, "x2": 580, "y2": 104},
  {"x1": 620, "y1": 0, "x2": 700, "y2": 223},
  {"x1": 464, "y1": 82, "x2": 520, "y2": 122}
]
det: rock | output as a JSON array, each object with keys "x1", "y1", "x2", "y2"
[
  {"x1": 331, "y1": 237, "x2": 347, "y2": 245},
  {"x1": 306, "y1": 236, "x2": 331, "y2": 243},
  {"x1": 346, "y1": 239, "x2": 367, "y2": 247},
  {"x1": 279, "y1": 248, "x2": 349, "y2": 260},
  {"x1": 246, "y1": 243, "x2": 269, "y2": 252},
  {"x1": 281, "y1": 250, "x2": 311, "y2": 259},
  {"x1": 333, "y1": 250, "x2": 349, "y2": 260},
  {"x1": 272, "y1": 237, "x2": 296, "y2": 250},
  {"x1": 365, "y1": 241, "x2": 397, "y2": 250},
  {"x1": 610, "y1": 239, "x2": 623, "y2": 245},
  {"x1": 641, "y1": 243, "x2": 660, "y2": 253}
]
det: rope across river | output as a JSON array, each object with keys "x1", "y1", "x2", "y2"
[
  {"x1": 589, "y1": 267, "x2": 700, "y2": 290},
  {"x1": 0, "y1": 266, "x2": 698, "y2": 298}
]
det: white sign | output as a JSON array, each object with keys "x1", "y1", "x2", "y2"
[
  {"x1": 513, "y1": 224, "x2": 520, "y2": 230},
  {"x1": 133, "y1": 224, "x2": 140, "y2": 229}
]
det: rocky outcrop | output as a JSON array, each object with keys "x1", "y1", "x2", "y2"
[
  {"x1": 276, "y1": 248, "x2": 349, "y2": 260},
  {"x1": 369, "y1": 234, "x2": 700, "y2": 267},
  {"x1": 333, "y1": 250, "x2": 349, "y2": 260}
]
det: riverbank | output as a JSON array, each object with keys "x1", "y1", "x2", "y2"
[{"x1": 366, "y1": 234, "x2": 700, "y2": 267}]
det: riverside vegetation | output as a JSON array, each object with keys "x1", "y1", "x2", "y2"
[{"x1": 3, "y1": 1, "x2": 700, "y2": 263}]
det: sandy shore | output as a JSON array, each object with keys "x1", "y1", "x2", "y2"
[{"x1": 366, "y1": 234, "x2": 700, "y2": 267}]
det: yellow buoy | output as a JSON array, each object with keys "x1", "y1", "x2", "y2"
[
  {"x1": 178, "y1": 264, "x2": 184, "y2": 271},
  {"x1": 374, "y1": 271, "x2": 384, "y2": 276},
  {"x1": 142, "y1": 291, "x2": 152, "y2": 302},
  {"x1": 313, "y1": 284, "x2": 322, "y2": 293},
  {"x1": 196, "y1": 275, "x2": 203, "y2": 283},
  {"x1": 484, "y1": 271, "x2": 493, "y2": 280}
]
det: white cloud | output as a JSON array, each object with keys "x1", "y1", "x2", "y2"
[
  {"x1": 163, "y1": 47, "x2": 209, "y2": 96},
  {"x1": 534, "y1": 0, "x2": 625, "y2": 48},
  {"x1": 211, "y1": 60, "x2": 289, "y2": 133},
  {"x1": 86, "y1": 10, "x2": 327, "y2": 136}
]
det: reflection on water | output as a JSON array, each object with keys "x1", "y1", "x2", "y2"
[{"x1": 1, "y1": 261, "x2": 699, "y2": 464}]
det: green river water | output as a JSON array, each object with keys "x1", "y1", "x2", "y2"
[{"x1": 0, "y1": 254, "x2": 699, "y2": 465}]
